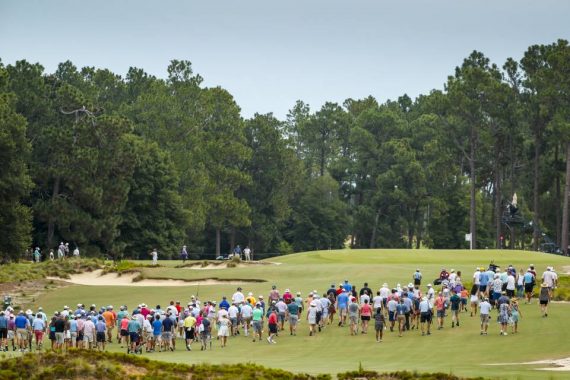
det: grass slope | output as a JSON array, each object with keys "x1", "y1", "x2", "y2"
[
  {"x1": 0, "y1": 350, "x2": 486, "y2": 379},
  {"x1": 28, "y1": 249, "x2": 570, "y2": 379}
]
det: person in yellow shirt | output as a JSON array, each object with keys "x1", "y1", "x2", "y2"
[
  {"x1": 183, "y1": 312, "x2": 197, "y2": 351},
  {"x1": 246, "y1": 292, "x2": 256, "y2": 306},
  {"x1": 102, "y1": 306, "x2": 116, "y2": 343}
]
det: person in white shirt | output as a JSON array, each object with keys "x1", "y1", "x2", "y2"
[
  {"x1": 426, "y1": 284, "x2": 435, "y2": 308},
  {"x1": 319, "y1": 295, "x2": 331, "y2": 328},
  {"x1": 449, "y1": 269, "x2": 457, "y2": 287},
  {"x1": 73, "y1": 247, "x2": 79, "y2": 257},
  {"x1": 240, "y1": 303, "x2": 253, "y2": 336},
  {"x1": 227, "y1": 304, "x2": 239, "y2": 336},
  {"x1": 372, "y1": 291, "x2": 383, "y2": 310},
  {"x1": 150, "y1": 248, "x2": 158, "y2": 266},
  {"x1": 243, "y1": 246, "x2": 251, "y2": 261},
  {"x1": 232, "y1": 288, "x2": 245, "y2": 305},
  {"x1": 379, "y1": 283, "x2": 390, "y2": 308},
  {"x1": 418, "y1": 297, "x2": 432, "y2": 336},
  {"x1": 479, "y1": 298, "x2": 492, "y2": 335},
  {"x1": 360, "y1": 292, "x2": 370, "y2": 305},
  {"x1": 542, "y1": 267, "x2": 558, "y2": 298},
  {"x1": 506, "y1": 273, "x2": 516, "y2": 298},
  {"x1": 473, "y1": 268, "x2": 481, "y2": 296}
]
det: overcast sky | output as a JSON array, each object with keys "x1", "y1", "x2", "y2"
[{"x1": 1, "y1": 0, "x2": 569, "y2": 118}]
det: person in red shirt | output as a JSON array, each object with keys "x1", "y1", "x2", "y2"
[
  {"x1": 336, "y1": 284, "x2": 344, "y2": 296},
  {"x1": 267, "y1": 308, "x2": 278, "y2": 344},
  {"x1": 434, "y1": 292, "x2": 446, "y2": 330},
  {"x1": 175, "y1": 301, "x2": 182, "y2": 314},
  {"x1": 283, "y1": 289, "x2": 293, "y2": 304}
]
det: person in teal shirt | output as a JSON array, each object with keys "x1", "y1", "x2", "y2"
[
  {"x1": 251, "y1": 304, "x2": 264, "y2": 342},
  {"x1": 286, "y1": 301, "x2": 299, "y2": 336}
]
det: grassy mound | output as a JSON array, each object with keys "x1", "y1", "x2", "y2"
[
  {"x1": 0, "y1": 258, "x2": 103, "y2": 284},
  {"x1": 0, "y1": 350, "x2": 485, "y2": 380}
]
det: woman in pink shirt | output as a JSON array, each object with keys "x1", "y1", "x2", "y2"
[{"x1": 360, "y1": 299, "x2": 372, "y2": 334}]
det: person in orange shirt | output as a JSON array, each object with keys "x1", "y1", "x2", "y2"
[{"x1": 102, "y1": 306, "x2": 116, "y2": 343}]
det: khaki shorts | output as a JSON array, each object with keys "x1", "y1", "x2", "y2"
[{"x1": 16, "y1": 328, "x2": 28, "y2": 340}]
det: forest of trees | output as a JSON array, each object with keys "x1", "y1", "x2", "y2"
[{"x1": 1, "y1": 39, "x2": 570, "y2": 261}]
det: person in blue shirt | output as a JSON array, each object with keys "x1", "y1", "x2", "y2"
[
  {"x1": 395, "y1": 299, "x2": 410, "y2": 337},
  {"x1": 343, "y1": 280, "x2": 352, "y2": 293},
  {"x1": 479, "y1": 270, "x2": 489, "y2": 295},
  {"x1": 336, "y1": 291, "x2": 349, "y2": 326},
  {"x1": 219, "y1": 296, "x2": 230, "y2": 310},
  {"x1": 151, "y1": 315, "x2": 162, "y2": 352},
  {"x1": 14, "y1": 312, "x2": 30, "y2": 351},
  {"x1": 523, "y1": 270, "x2": 536, "y2": 303},
  {"x1": 0, "y1": 311, "x2": 8, "y2": 351},
  {"x1": 162, "y1": 313, "x2": 175, "y2": 351}
]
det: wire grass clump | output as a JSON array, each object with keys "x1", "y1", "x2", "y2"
[
  {"x1": 0, "y1": 258, "x2": 103, "y2": 284},
  {"x1": 0, "y1": 350, "x2": 328, "y2": 379}
]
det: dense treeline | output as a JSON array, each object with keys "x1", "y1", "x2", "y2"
[{"x1": 1, "y1": 39, "x2": 570, "y2": 261}]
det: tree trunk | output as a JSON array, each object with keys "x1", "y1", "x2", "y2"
[
  {"x1": 469, "y1": 132, "x2": 477, "y2": 250},
  {"x1": 561, "y1": 143, "x2": 570, "y2": 255},
  {"x1": 370, "y1": 209, "x2": 380, "y2": 248},
  {"x1": 533, "y1": 133, "x2": 541, "y2": 251},
  {"x1": 555, "y1": 144, "x2": 562, "y2": 247},
  {"x1": 416, "y1": 210, "x2": 424, "y2": 249},
  {"x1": 46, "y1": 176, "x2": 61, "y2": 248},
  {"x1": 216, "y1": 228, "x2": 221, "y2": 257},
  {"x1": 319, "y1": 147, "x2": 325, "y2": 177},
  {"x1": 230, "y1": 227, "x2": 236, "y2": 252},
  {"x1": 495, "y1": 162, "x2": 502, "y2": 249}
]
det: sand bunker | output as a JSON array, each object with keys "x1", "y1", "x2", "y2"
[
  {"x1": 486, "y1": 358, "x2": 570, "y2": 371},
  {"x1": 183, "y1": 261, "x2": 281, "y2": 270},
  {"x1": 47, "y1": 270, "x2": 250, "y2": 287}
]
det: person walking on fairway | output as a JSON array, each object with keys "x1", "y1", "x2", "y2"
[
  {"x1": 180, "y1": 245, "x2": 188, "y2": 263},
  {"x1": 413, "y1": 269, "x2": 422, "y2": 286},
  {"x1": 539, "y1": 283, "x2": 550, "y2": 317},
  {"x1": 267, "y1": 308, "x2": 278, "y2": 344},
  {"x1": 374, "y1": 307, "x2": 385, "y2": 342},
  {"x1": 479, "y1": 297, "x2": 491, "y2": 335}
]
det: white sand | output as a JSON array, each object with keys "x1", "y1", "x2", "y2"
[
  {"x1": 485, "y1": 357, "x2": 570, "y2": 371},
  {"x1": 47, "y1": 270, "x2": 245, "y2": 287}
]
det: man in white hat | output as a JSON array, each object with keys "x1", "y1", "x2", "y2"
[
  {"x1": 542, "y1": 266, "x2": 558, "y2": 298},
  {"x1": 418, "y1": 296, "x2": 432, "y2": 336}
]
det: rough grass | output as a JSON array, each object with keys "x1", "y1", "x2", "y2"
[
  {"x1": 0, "y1": 350, "x2": 487, "y2": 380},
  {"x1": 0, "y1": 258, "x2": 103, "y2": 284}
]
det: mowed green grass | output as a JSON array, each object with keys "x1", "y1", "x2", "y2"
[{"x1": 32, "y1": 249, "x2": 570, "y2": 379}]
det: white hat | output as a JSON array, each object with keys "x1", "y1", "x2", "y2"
[
  {"x1": 427, "y1": 284, "x2": 432, "y2": 287},
  {"x1": 248, "y1": 292, "x2": 253, "y2": 296},
  {"x1": 63, "y1": 305, "x2": 69, "y2": 310}
]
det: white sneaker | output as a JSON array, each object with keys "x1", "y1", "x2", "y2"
[{"x1": 267, "y1": 337, "x2": 271, "y2": 344}]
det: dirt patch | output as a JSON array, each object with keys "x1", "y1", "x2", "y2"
[
  {"x1": 47, "y1": 269, "x2": 263, "y2": 287},
  {"x1": 562, "y1": 266, "x2": 570, "y2": 275},
  {"x1": 485, "y1": 357, "x2": 570, "y2": 371},
  {"x1": 0, "y1": 278, "x2": 68, "y2": 310}
]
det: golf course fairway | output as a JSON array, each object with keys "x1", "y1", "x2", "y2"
[{"x1": 29, "y1": 249, "x2": 570, "y2": 379}]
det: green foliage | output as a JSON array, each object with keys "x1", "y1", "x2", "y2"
[
  {"x1": 0, "y1": 66, "x2": 33, "y2": 262},
  {"x1": 3, "y1": 39, "x2": 570, "y2": 259},
  {"x1": 117, "y1": 137, "x2": 186, "y2": 259},
  {"x1": 288, "y1": 175, "x2": 349, "y2": 252}
]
